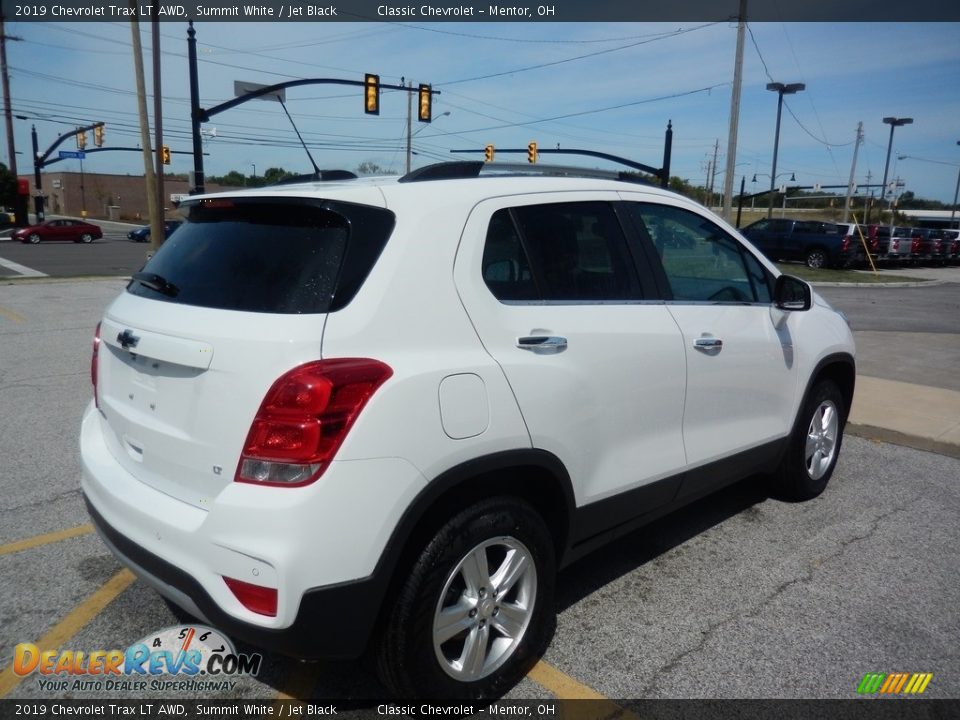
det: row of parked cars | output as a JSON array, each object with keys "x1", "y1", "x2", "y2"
[
  {"x1": 741, "y1": 218, "x2": 960, "y2": 269},
  {"x1": 858, "y1": 225, "x2": 960, "y2": 266}
]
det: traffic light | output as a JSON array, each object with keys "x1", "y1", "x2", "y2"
[
  {"x1": 161, "y1": 145, "x2": 171, "y2": 165},
  {"x1": 94, "y1": 125, "x2": 104, "y2": 147},
  {"x1": 76, "y1": 130, "x2": 87, "y2": 150},
  {"x1": 484, "y1": 144, "x2": 495, "y2": 163},
  {"x1": 527, "y1": 141, "x2": 538, "y2": 164},
  {"x1": 364, "y1": 73, "x2": 380, "y2": 115},
  {"x1": 418, "y1": 84, "x2": 432, "y2": 123}
]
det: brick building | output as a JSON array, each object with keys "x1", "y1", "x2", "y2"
[{"x1": 20, "y1": 172, "x2": 229, "y2": 221}]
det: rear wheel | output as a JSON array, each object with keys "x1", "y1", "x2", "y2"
[
  {"x1": 376, "y1": 498, "x2": 555, "y2": 699},
  {"x1": 80, "y1": 233, "x2": 94, "y2": 243},
  {"x1": 772, "y1": 379, "x2": 846, "y2": 501},
  {"x1": 805, "y1": 247, "x2": 828, "y2": 269}
]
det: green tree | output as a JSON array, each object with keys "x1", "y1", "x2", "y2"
[
  {"x1": 356, "y1": 162, "x2": 393, "y2": 176},
  {"x1": 262, "y1": 167, "x2": 293, "y2": 184},
  {"x1": 0, "y1": 162, "x2": 16, "y2": 209},
  {"x1": 219, "y1": 170, "x2": 248, "y2": 187}
]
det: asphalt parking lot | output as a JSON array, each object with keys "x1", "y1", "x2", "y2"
[{"x1": 0, "y1": 276, "x2": 958, "y2": 705}]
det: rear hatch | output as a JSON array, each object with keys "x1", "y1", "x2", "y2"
[{"x1": 95, "y1": 195, "x2": 394, "y2": 508}]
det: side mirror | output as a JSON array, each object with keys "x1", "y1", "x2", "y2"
[{"x1": 774, "y1": 274, "x2": 811, "y2": 312}]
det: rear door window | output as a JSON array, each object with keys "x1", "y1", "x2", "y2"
[
  {"x1": 127, "y1": 198, "x2": 394, "y2": 314},
  {"x1": 481, "y1": 202, "x2": 643, "y2": 303}
]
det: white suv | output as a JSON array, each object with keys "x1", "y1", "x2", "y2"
[{"x1": 81, "y1": 162, "x2": 855, "y2": 698}]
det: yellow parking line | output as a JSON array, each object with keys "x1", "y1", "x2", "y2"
[
  {"x1": 0, "y1": 304, "x2": 25, "y2": 323},
  {"x1": 528, "y1": 660, "x2": 640, "y2": 720},
  {"x1": 273, "y1": 659, "x2": 317, "y2": 701},
  {"x1": 0, "y1": 568, "x2": 136, "y2": 698},
  {"x1": 528, "y1": 660, "x2": 608, "y2": 699},
  {"x1": 0, "y1": 524, "x2": 94, "y2": 557}
]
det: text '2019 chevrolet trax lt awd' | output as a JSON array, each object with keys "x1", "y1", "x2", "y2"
[{"x1": 81, "y1": 162, "x2": 856, "y2": 698}]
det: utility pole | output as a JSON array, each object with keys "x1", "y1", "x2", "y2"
[
  {"x1": 405, "y1": 79, "x2": 413, "y2": 174},
  {"x1": 864, "y1": 170, "x2": 873, "y2": 224},
  {"x1": 1, "y1": 14, "x2": 23, "y2": 222},
  {"x1": 130, "y1": 7, "x2": 161, "y2": 252},
  {"x1": 151, "y1": 3, "x2": 164, "y2": 251},
  {"x1": 0, "y1": 16, "x2": 19, "y2": 178},
  {"x1": 842, "y1": 121, "x2": 863, "y2": 223},
  {"x1": 710, "y1": 138, "x2": 719, "y2": 210},
  {"x1": 721, "y1": 0, "x2": 747, "y2": 221}
]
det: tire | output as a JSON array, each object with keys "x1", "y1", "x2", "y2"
[
  {"x1": 772, "y1": 380, "x2": 846, "y2": 501},
  {"x1": 28, "y1": 233, "x2": 40, "y2": 244},
  {"x1": 375, "y1": 497, "x2": 555, "y2": 699},
  {"x1": 805, "y1": 248, "x2": 828, "y2": 269},
  {"x1": 80, "y1": 233, "x2": 93, "y2": 243}
]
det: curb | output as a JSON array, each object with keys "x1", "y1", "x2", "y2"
[
  {"x1": 1, "y1": 275, "x2": 129, "y2": 285},
  {"x1": 811, "y1": 279, "x2": 944, "y2": 288},
  {"x1": 846, "y1": 423, "x2": 960, "y2": 461}
]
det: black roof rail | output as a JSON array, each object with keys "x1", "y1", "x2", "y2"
[
  {"x1": 398, "y1": 161, "x2": 484, "y2": 183},
  {"x1": 398, "y1": 161, "x2": 656, "y2": 185},
  {"x1": 271, "y1": 169, "x2": 358, "y2": 185}
]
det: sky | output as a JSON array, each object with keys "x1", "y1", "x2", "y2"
[{"x1": 7, "y1": 19, "x2": 960, "y2": 204}]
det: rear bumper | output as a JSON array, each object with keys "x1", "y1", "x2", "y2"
[
  {"x1": 80, "y1": 401, "x2": 427, "y2": 659},
  {"x1": 84, "y1": 497, "x2": 383, "y2": 659}
]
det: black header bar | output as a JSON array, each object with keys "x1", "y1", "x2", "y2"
[{"x1": 2, "y1": 0, "x2": 958, "y2": 22}]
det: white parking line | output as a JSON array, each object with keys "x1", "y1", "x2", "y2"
[{"x1": 0, "y1": 256, "x2": 48, "y2": 278}]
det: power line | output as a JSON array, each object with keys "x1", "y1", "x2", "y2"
[{"x1": 438, "y1": 22, "x2": 721, "y2": 86}]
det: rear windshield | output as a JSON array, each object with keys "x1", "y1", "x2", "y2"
[{"x1": 127, "y1": 198, "x2": 394, "y2": 314}]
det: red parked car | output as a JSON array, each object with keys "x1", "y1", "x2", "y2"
[{"x1": 13, "y1": 219, "x2": 103, "y2": 244}]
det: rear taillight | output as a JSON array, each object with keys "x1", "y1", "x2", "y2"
[
  {"x1": 841, "y1": 237, "x2": 851, "y2": 252},
  {"x1": 912, "y1": 239, "x2": 921, "y2": 253},
  {"x1": 223, "y1": 577, "x2": 277, "y2": 616},
  {"x1": 891, "y1": 239, "x2": 899, "y2": 251},
  {"x1": 235, "y1": 358, "x2": 393, "y2": 487},
  {"x1": 91, "y1": 322, "x2": 102, "y2": 408}
]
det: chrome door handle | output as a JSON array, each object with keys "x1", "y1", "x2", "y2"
[
  {"x1": 694, "y1": 337, "x2": 723, "y2": 351},
  {"x1": 517, "y1": 336, "x2": 568, "y2": 352}
]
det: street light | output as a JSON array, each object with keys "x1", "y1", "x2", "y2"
[
  {"x1": 753, "y1": 171, "x2": 795, "y2": 213},
  {"x1": 765, "y1": 82, "x2": 805, "y2": 218},
  {"x1": 951, "y1": 141, "x2": 960, "y2": 229},
  {"x1": 880, "y1": 116, "x2": 913, "y2": 225}
]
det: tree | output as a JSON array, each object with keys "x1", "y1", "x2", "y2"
[
  {"x1": 356, "y1": 162, "x2": 393, "y2": 176},
  {"x1": 0, "y1": 162, "x2": 16, "y2": 209},
  {"x1": 262, "y1": 167, "x2": 293, "y2": 184}
]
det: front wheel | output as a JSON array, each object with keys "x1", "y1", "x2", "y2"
[
  {"x1": 80, "y1": 233, "x2": 94, "y2": 243},
  {"x1": 375, "y1": 498, "x2": 555, "y2": 699},
  {"x1": 772, "y1": 379, "x2": 846, "y2": 501},
  {"x1": 27, "y1": 233, "x2": 40, "y2": 244}
]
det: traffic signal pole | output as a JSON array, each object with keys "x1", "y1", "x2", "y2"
[
  {"x1": 187, "y1": 23, "x2": 436, "y2": 188},
  {"x1": 31, "y1": 124, "x2": 43, "y2": 221},
  {"x1": 187, "y1": 21, "x2": 204, "y2": 194},
  {"x1": 30, "y1": 121, "x2": 103, "y2": 221}
]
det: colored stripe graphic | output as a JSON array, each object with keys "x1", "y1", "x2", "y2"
[
  {"x1": 858, "y1": 672, "x2": 933, "y2": 695},
  {"x1": 904, "y1": 673, "x2": 933, "y2": 694},
  {"x1": 857, "y1": 673, "x2": 885, "y2": 694}
]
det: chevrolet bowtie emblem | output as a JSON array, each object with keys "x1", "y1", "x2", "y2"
[{"x1": 117, "y1": 329, "x2": 140, "y2": 350}]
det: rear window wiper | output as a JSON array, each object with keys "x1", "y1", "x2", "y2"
[{"x1": 132, "y1": 271, "x2": 180, "y2": 297}]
